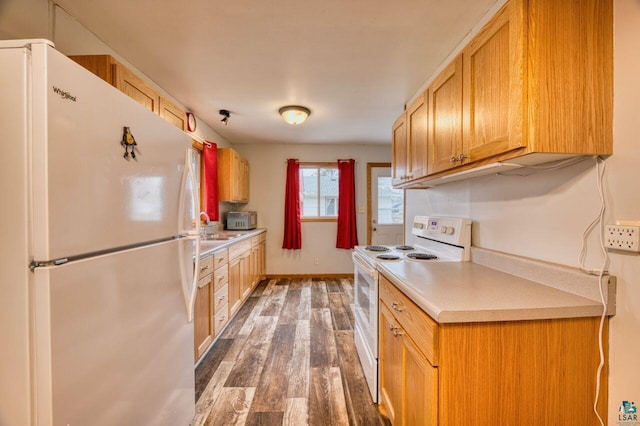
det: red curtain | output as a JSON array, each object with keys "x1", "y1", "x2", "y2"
[
  {"x1": 336, "y1": 159, "x2": 358, "y2": 249},
  {"x1": 282, "y1": 159, "x2": 302, "y2": 249},
  {"x1": 202, "y1": 142, "x2": 219, "y2": 221}
]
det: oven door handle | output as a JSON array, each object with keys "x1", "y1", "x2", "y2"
[{"x1": 352, "y1": 252, "x2": 377, "y2": 278}]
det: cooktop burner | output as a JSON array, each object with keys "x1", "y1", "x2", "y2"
[
  {"x1": 365, "y1": 245, "x2": 390, "y2": 252},
  {"x1": 406, "y1": 252, "x2": 438, "y2": 260},
  {"x1": 395, "y1": 245, "x2": 415, "y2": 251},
  {"x1": 376, "y1": 254, "x2": 401, "y2": 261}
]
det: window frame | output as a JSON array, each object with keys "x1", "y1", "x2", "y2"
[{"x1": 299, "y1": 162, "x2": 339, "y2": 222}]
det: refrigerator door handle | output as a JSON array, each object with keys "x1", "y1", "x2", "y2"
[{"x1": 179, "y1": 149, "x2": 200, "y2": 322}]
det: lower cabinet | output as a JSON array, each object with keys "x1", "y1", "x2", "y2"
[
  {"x1": 378, "y1": 273, "x2": 608, "y2": 425},
  {"x1": 193, "y1": 274, "x2": 214, "y2": 361},
  {"x1": 194, "y1": 231, "x2": 267, "y2": 362},
  {"x1": 379, "y1": 303, "x2": 437, "y2": 426}
]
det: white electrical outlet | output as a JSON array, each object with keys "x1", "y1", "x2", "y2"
[
  {"x1": 605, "y1": 224, "x2": 640, "y2": 252},
  {"x1": 314, "y1": 257, "x2": 320, "y2": 265}
]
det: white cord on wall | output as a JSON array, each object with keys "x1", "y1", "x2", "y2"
[{"x1": 577, "y1": 156, "x2": 609, "y2": 426}]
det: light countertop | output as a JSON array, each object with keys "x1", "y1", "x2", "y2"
[{"x1": 378, "y1": 249, "x2": 615, "y2": 324}]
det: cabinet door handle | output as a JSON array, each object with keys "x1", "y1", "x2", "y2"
[
  {"x1": 450, "y1": 156, "x2": 459, "y2": 164},
  {"x1": 391, "y1": 302, "x2": 404, "y2": 312},
  {"x1": 392, "y1": 327, "x2": 405, "y2": 337},
  {"x1": 459, "y1": 153, "x2": 469, "y2": 162},
  {"x1": 200, "y1": 265, "x2": 210, "y2": 272}
]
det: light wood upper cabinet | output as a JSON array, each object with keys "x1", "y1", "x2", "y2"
[
  {"x1": 427, "y1": 55, "x2": 463, "y2": 175},
  {"x1": 406, "y1": 93, "x2": 428, "y2": 182},
  {"x1": 112, "y1": 62, "x2": 160, "y2": 114},
  {"x1": 392, "y1": 93, "x2": 429, "y2": 188},
  {"x1": 391, "y1": 114, "x2": 407, "y2": 186},
  {"x1": 462, "y1": 0, "x2": 525, "y2": 163},
  {"x1": 159, "y1": 96, "x2": 186, "y2": 131},
  {"x1": 69, "y1": 54, "x2": 187, "y2": 131},
  {"x1": 218, "y1": 148, "x2": 250, "y2": 203},
  {"x1": 393, "y1": 0, "x2": 612, "y2": 186}
]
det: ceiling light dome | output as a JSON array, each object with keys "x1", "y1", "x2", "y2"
[{"x1": 279, "y1": 105, "x2": 311, "y2": 125}]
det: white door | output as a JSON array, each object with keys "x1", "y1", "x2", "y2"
[{"x1": 371, "y1": 167, "x2": 404, "y2": 245}]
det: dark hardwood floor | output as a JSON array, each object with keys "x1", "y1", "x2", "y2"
[{"x1": 194, "y1": 277, "x2": 388, "y2": 426}]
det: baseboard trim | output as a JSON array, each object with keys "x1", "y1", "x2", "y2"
[{"x1": 265, "y1": 273, "x2": 354, "y2": 279}]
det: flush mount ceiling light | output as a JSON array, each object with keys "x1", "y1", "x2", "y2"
[
  {"x1": 279, "y1": 105, "x2": 311, "y2": 125},
  {"x1": 219, "y1": 109, "x2": 230, "y2": 125}
]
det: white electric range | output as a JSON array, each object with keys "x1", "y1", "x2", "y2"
[{"x1": 351, "y1": 216, "x2": 471, "y2": 403}]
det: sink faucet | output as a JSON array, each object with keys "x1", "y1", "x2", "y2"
[{"x1": 199, "y1": 211, "x2": 210, "y2": 224}]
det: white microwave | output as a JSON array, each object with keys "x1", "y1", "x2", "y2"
[{"x1": 226, "y1": 211, "x2": 257, "y2": 230}]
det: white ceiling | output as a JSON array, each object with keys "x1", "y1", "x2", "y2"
[{"x1": 55, "y1": 0, "x2": 497, "y2": 145}]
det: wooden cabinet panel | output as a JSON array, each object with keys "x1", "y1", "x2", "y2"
[
  {"x1": 379, "y1": 303, "x2": 403, "y2": 425},
  {"x1": 391, "y1": 114, "x2": 407, "y2": 186},
  {"x1": 427, "y1": 55, "x2": 463, "y2": 175},
  {"x1": 198, "y1": 255, "x2": 214, "y2": 280},
  {"x1": 228, "y1": 257, "x2": 241, "y2": 316},
  {"x1": 527, "y1": 0, "x2": 612, "y2": 155},
  {"x1": 380, "y1": 302, "x2": 437, "y2": 426},
  {"x1": 113, "y1": 63, "x2": 160, "y2": 114},
  {"x1": 463, "y1": 0, "x2": 525, "y2": 162},
  {"x1": 392, "y1": 0, "x2": 612, "y2": 187},
  {"x1": 379, "y1": 275, "x2": 439, "y2": 365},
  {"x1": 239, "y1": 251, "x2": 251, "y2": 301},
  {"x1": 159, "y1": 96, "x2": 186, "y2": 131},
  {"x1": 218, "y1": 148, "x2": 250, "y2": 203},
  {"x1": 214, "y1": 284, "x2": 228, "y2": 316},
  {"x1": 406, "y1": 93, "x2": 428, "y2": 181},
  {"x1": 69, "y1": 54, "x2": 188, "y2": 131},
  {"x1": 404, "y1": 331, "x2": 438, "y2": 426},
  {"x1": 194, "y1": 275, "x2": 214, "y2": 361}
]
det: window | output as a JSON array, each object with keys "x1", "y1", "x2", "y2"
[
  {"x1": 300, "y1": 163, "x2": 339, "y2": 221},
  {"x1": 377, "y1": 176, "x2": 403, "y2": 224}
]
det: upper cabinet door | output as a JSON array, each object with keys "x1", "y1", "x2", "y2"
[
  {"x1": 406, "y1": 93, "x2": 428, "y2": 182},
  {"x1": 113, "y1": 62, "x2": 161, "y2": 114},
  {"x1": 462, "y1": 0, "x2": 526, "y2": 163},
  {"x1": 391, "y1": 113, "x2": 407, "y2": 187},
  {"x1": 427, "y1": 55, "x2": 463, "y2": 175}
]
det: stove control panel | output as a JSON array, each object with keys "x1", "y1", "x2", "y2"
[{"x1": 412, "y1": 216, "x2": 472, "y2": 248}]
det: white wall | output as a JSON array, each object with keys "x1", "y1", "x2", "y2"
[
  {"x1": 235, "y1": 143, "x2": 390, "y2": 275},
  {"x1": 405, "y1": 1, "x2": 640, "y2": 421}
]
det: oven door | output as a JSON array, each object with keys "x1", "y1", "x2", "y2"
[{"x1": 352, "y1": 252, "x2": 379, "y2": 357}]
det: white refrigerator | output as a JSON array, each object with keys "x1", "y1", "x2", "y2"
[{"x1": 0, "y1": 39, "x2": 201, "y2": 425}]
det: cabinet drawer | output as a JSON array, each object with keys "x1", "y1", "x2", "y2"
[
  {"x1": 214, "y1": 284, "x2": 228, "y2": 313},
  {"x1": 380, "y1": 275, "x2": 439, "y2": 365},
  {"x1": 229, "y1": 240, "x2": 251, "y2": 260},
  {"x1": 213, "y1": 264, "x2": 229, "y2": 292},
  {"x1": 198, "y1": 255, "x2": 214, "y2": 279},
  {"x1": 213, "y1": 249, "x2": 228, "y2": 269},
  {"x1": 259, "y1": 232, "x2": 266, "y2": 243},
  {"x1": 251, "y1": 235, "x2": 260, "y2": 247},
  {"x1": 214, "y1": 305, "x2": 229, "y2": 336}
]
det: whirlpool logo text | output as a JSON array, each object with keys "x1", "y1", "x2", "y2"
[{"x1": 52, "y1": 86, "x2": 77, "y2": 102}]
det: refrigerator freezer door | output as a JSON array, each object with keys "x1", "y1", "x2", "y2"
[
  {"x1": 30, "y1": 44, "x2": 192, "y2": 262},
  {"x1": 33, "y1": 239, "x2": 194, "y2": 425}
]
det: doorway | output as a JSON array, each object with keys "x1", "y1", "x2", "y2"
[{"x1": 367, "y1": 163, "x2": 404, "y2": 245}]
